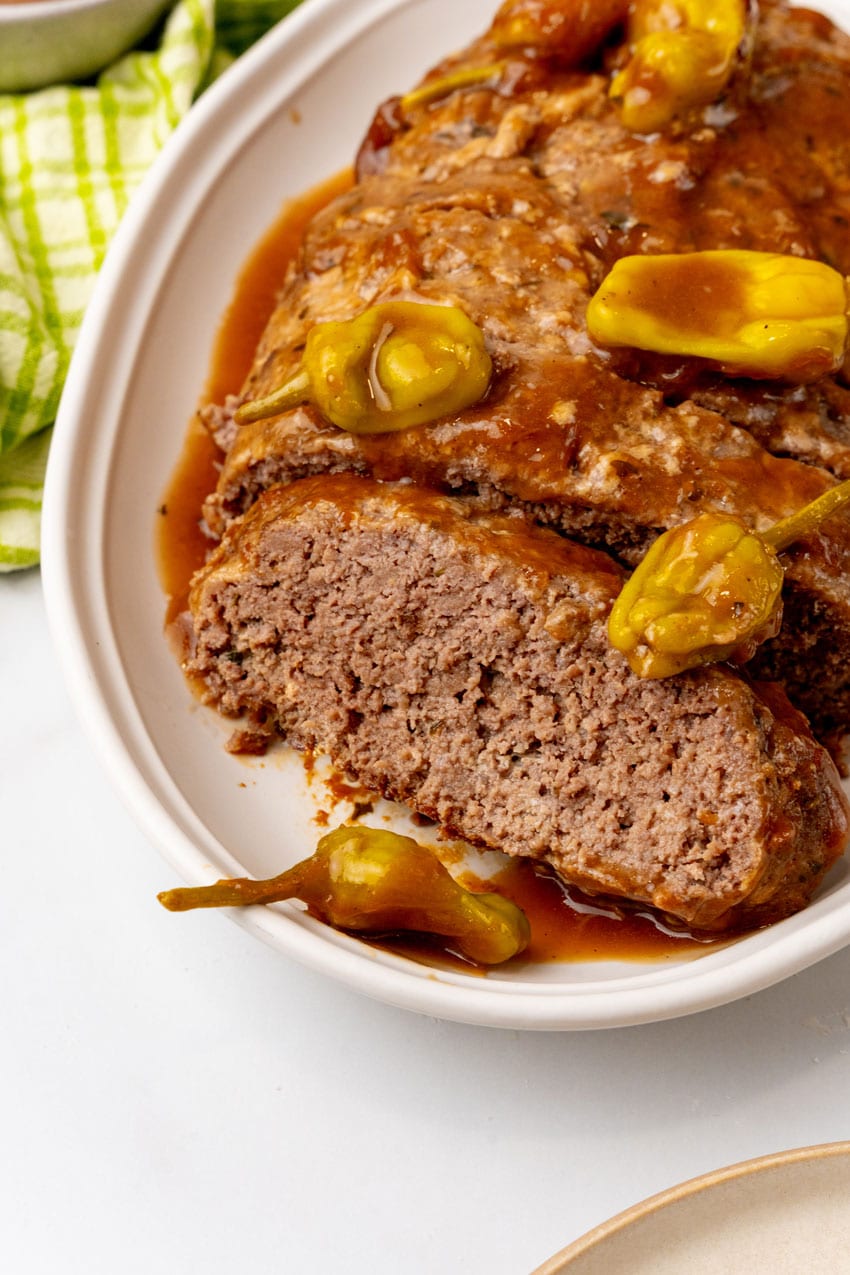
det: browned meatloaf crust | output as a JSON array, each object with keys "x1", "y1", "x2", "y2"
[
  {"x1": 186, "y1": 475, "x2": 850, "y2": 932},
  {"x1": 200, "y1": 0, "x2": 850, "y2": 735}
]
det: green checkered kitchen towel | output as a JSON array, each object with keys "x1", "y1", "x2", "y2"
[{"x1": 0, "y1": 0, "x2": 303, "y2": 570}]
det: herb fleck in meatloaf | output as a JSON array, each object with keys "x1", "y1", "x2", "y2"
[
  {"x1": 186, "y1": 476, "x2": 850, "y2": 932},
  {"x1": 201, "y1": 0, "x2": 850, "y2": 735}
]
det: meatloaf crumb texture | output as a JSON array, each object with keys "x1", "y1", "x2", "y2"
[{"x1": 186, "y1": 476, "x2": 849, "y2": 932}]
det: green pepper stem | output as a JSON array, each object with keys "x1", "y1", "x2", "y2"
[
  {"x1": 234, "y1": 367, "x2": 311, "y2": 426},
  {"x1": 763, "y1": 477, "x2": 850, "y2": 552},
  {"x1": 157, "y1": 864, "x2": 305, "y2": 911},
  {"x1": 400, "y1": 61, "x2": 506, "y2": 112}
]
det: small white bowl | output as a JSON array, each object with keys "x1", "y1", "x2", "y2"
[
  {"x1": 0, "y1": 0, "x2": 174, "y2": 93},
  {"x1": 42, "y1": 0, "x2": 850, "y2": 1029}
]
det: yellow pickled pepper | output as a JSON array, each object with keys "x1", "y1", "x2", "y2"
[
  {"x1": 587, "y1": 250, "x2": 850, "y2": 381},
  {"x1": 235, "y1": 300, "x2": 492, "y2": 434},
  {"x1": 610, "y1": 0, "x2": 750, "y2": 132},
  {"x1": 608, "y1": 481, "x2": 850, "y2": 679},
  {"x1": 159, "y1": 825, "x2": 530, "y2": 965}
]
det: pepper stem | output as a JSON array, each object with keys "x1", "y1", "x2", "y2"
[
  {"x1": 400, "y1": 61, "x2": 506, "y2": 112},
  {"x1": 763, "y1": 477, "x2": 850, "y2": 552},
  {"x1": 234, "y1": 367, "x2": 312, "y2": 426},
  {"x1": 157, "y1": 863, "x2": 306, "y2": 911}
]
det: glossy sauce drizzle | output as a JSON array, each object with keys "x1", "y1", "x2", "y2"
[
  {"x1": 156, "y1": 168, "x2": 355, "y2": 629},
  {"x1": 483, "y1": 860, "x2": 716, "y2": 963},
  {"x1": 157, "y1": 168, "x2": 728, "y2": 968},
  {"x1": 375, "y1": 860, "x2": 717, "y2": 974}
]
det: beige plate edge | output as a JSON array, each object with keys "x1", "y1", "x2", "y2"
[{"x1": 531, "y1": 1140, "x2": 850, "y2": 1273}]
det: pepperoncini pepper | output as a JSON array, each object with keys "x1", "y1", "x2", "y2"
[
  {"x1": 586, "y1": 251, "x2": 850, "y2": 382},
  {"x1": 608, "y1": 513, "x2": 783, "y2": 678},
  {"x1": 158, "y1": 825, "x2": 531, "y2": 966},
  {"x1": 610, "y1": 0, "x2": 752, "y2": 133},
  {"x1": 235, "y1": 300, "x2": 492, "y2": 434},
  {"x1": 608, "y1": 479, "x2": 850, "y2": 679}
]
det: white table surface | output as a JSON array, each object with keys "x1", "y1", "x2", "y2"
[{"x1": 4, "y1": 565, "x2": 850, "y2": 1275}]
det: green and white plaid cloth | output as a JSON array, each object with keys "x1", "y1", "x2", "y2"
[{"x1": 0, "y1": 0, "x2": 302, "y2": 570}]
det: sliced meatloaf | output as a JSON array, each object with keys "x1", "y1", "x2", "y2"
[
  {"x1": 185, "y1": 475, "x2": 850, "y2": 932},
  {"x1": 201, "y1": 0, "x2": 850, "y2": 734}
]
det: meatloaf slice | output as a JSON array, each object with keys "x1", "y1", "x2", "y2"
[
  {"x1": 185, "y1": 475, "x2": 849, "y2": 932},
  {"x1": 201, "y1": 0, "x2": 850, "y2": 734}
]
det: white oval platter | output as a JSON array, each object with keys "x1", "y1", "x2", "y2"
[{"x1": 42, "y1": 0, "x2": 850, "y2": 1029}]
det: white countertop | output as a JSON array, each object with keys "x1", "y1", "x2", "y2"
[{"x1": 4, "y1": 565, "x2": 850, "y2": 1275}]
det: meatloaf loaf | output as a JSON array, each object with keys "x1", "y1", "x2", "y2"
[
  {"x1": 200, "y1": 0, "x2": 850, "y2": 735},
  {"x1": 185, "y1": 475, "x2": 850, "y2": 932}
]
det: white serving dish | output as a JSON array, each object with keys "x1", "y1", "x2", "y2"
[
  {"x1": 41, "y1": 0, "x2": 850, "y2": 1030},
  {"x1": 0, "y1": 0, "x2": 174, "y2": 93}
]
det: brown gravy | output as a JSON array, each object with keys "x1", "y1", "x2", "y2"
[
  {"x1": 375, "y1": 861, "x2": 715, "y2": 973},
  {"x1": 156, "y1": 168, "x2": 355, "y2": 628},
  {"x1": 481, "y1": 860, "x2": 714, "y2": 963},
  {"x1": 156, "y1": 168, "x2": 729, "y2": 968}
]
